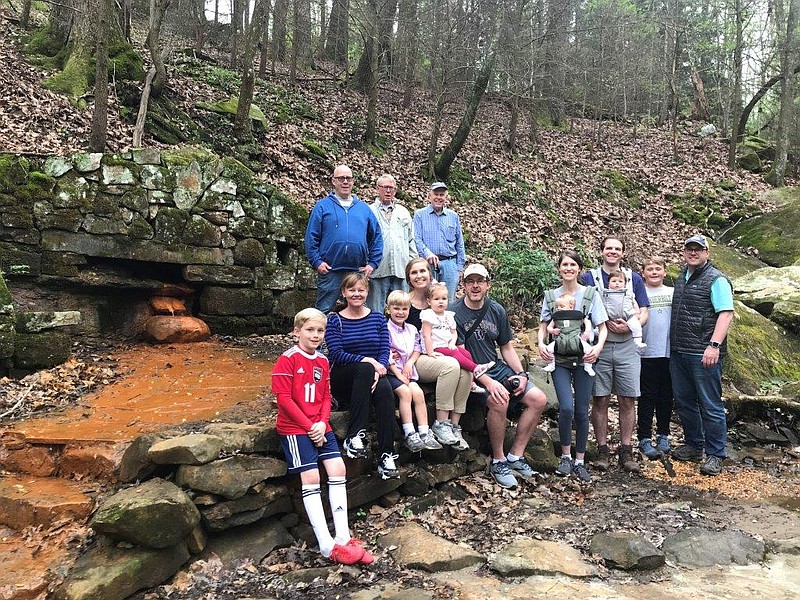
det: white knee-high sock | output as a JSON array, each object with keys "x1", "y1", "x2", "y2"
[
  {"x1": 327, "y1": 476, "x2": 351, "y2": 544},
  {"x1": 302, "y1": 484, "x2": 335, "y2": 556}
]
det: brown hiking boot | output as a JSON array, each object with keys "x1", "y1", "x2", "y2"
[
  {"x1": 619, "y1": 445, "x2": 641, "y2": 473},
  {"x1": 595, "y1": 445, "x2": 610, "y2": 471}
]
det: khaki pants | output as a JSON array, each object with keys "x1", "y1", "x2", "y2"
[{"x1": 414, "y1": 354, "x2": 471, "y2": 414}]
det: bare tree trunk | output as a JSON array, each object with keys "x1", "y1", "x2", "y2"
[
  {"x1": 766, "y1": 0, "x2": 800, "y2": 186},
  {"x1": 507, "y1": 96, "x2": 519, "y2": 154},
  {"x1": 89, "y1": 0, "x2": 110, "y2": 152},
  {"x1": 230, "y1": 0, "x2": 244, "y2": 68},
  {"x1": 316, "y1": 0, "x2": 326, "y2": 60},
  {"x1": 324, "y1": 0, "x2": 349, "y2": 65},
  {"x1": 145, "y1": 0, "x2": 171, "y2": 98},
  {"x1": 290, "y1": 0, "x2": 312, "y2": 82},
  {"x1": 363, "y1": 0, "x2": 380, "y2": 145},
  {"x1": 728, "y1": 0, "x2": 743, "y2": 169},
  {"x1": 433, "y1": 49, "x2": 497, "y2": 181},
  {"x1": 133, "y1": 67, "x2": 156, "y2": 147},
  {"x1": 21, "y1": 0, "x2": 33, "y2": 29},
  {"x1": 121, "y1": 0, "x2": 131, "y2": 41},
  {"x1": 235, "y1": 0, "x2": 266, "y2": 139},
  {"x1": 689, "y1": 62, "x2": 711, "y2": 121},
  {"x1": 258, "y1": 0, "x2": 272, "y2": 78},
  {"x1": 271, "y1": 0, "x2": 288, "y2": 70}
]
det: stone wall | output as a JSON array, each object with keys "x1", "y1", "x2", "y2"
[{"x1": 0, "y1": 148, "x2": 315, "y2": 337}]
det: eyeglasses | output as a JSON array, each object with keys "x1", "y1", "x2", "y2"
[
  {"x1": 333, "y1": 176, "x2": 354, "y2": 182},
  {"x1": 378, "y1": 185, "x2": 396, "y2": 190},
  {"x1": 464, "y1": 278, "x2": 487, "y2": 285},
  {"x1": 683, "y1": 247, "x2": 707, "y2": 254}
]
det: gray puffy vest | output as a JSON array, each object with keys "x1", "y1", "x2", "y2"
[{"x1": 670, "y1": 260, "x2": 731, "y2": 356}]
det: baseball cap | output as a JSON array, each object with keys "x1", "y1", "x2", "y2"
[
  {"x1": 463, "y1": 263, "x2": 490, "y2": 280},
  {"x1": 430, "y1": 182, "x2": 448, "y2": 191},
  {"x1": 684, "y1": 234, "x2": 708, "y2": 249}
]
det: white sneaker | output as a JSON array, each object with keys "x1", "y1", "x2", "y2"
[
  {"x1": 635, "y1": 340, "x2": 647, "y2": 349},
  {"x1": 470, "y1": 381, "x2": 486, "y2": 393},
  {"x1": 473, "y1": 361, "x2": 495, "y2": 379},
  {"x1": 450, "y1": 423, "x2": 470, "y2": 450},
  {"x1": 431, "y1": 420, "x2": 459, "y2": 446},
  {"x1": 583, "y1": 363, "x2": 596, "y2": 376},
  {"x1": 543, "y1": 362, "x2": 556, "y2": 373},
  {"x1": 378, "y1": 452, "x2": 400, "y2": 479}
]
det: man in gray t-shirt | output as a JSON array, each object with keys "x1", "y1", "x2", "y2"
[{"x1": 452, "y1": 264, "x2": 547, "y2": 491}]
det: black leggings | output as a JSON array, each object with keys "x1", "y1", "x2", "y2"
[{"x1": 330, "y1": 362, "x2": 396, "y2": 456}]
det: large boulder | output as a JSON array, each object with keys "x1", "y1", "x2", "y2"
[
  {"x1": 734, "y1": 266, "x2": 800, "y2": 334},
  {"x1": 378, "y1": 523, "x2": 484, "y2": 572},
  {"x1": 55, "y1": 541, "x2": 189, "y2": 600},
  {"x1": 721, "y1": 190, "x2": 800, "y2": 266},
  {"x1": 725, "y1": 300, "x2": 800, "y2": 395},
  {"x1": 590, "y1": 532, "x2": 665, "y2": 570},
  {"x1": 90, "y1": 478, "x2": 201, "y2": 548}
]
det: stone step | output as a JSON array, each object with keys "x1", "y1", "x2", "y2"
[
  {"x1": 0, "y1": 474, "x2": 94, "y2": 530},
  {"x1": 0, "y1": 433, "x2": 126, "y2": 482}
]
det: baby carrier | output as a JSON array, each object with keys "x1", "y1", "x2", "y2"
[
  {"x1": 590, "y1": 267, "x2": 632, "y2": 321},
  {"x1": 544, "y1": 287, "x2": 596, "y2": 366}
]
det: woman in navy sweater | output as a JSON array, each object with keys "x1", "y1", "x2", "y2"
[{"x1": 325, "y1": 272, "x2": 399, "y2": 479}]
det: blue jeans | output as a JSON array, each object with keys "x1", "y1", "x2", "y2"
[
  {"x1": 315, "y1": 271, "x2": 348, "y2": 314},
  {"x1": 552, "y1": 364, "x2": 593, "y2": 453},
  {"x1": 670, "y1": 351, "x2": 727, "y2": 457},
  {"x1": 367, "y1": 276, "x2": 406, "y2": 313},
  {"x1": 434, "y1": 258, "x2": 460, "y2": 301}
]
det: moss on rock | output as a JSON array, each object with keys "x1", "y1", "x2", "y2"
[
  {"x1": 725, "y1": 301, "x2": 800, "y2": 395},
  {"x1": 720, "y1": 197, "x2": 800, "y2": 267}
]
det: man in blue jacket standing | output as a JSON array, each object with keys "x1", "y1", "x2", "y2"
[{"x1": 305, "y1": 165, "x2": 383, "y2": 313}]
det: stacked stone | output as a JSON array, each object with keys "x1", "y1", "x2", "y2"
[{"x1": 0, "y1": 149, "x2": 317, "y2": 338}]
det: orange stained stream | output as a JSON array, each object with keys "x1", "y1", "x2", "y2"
[{"x1": 2, "y1": 341, "x2": 274, "y2": 444}]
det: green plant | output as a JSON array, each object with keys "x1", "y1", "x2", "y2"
[{"x1": 484, "y1": 239, "x2": 559, "y2": 314}]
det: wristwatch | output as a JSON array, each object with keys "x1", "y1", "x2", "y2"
[
  {"x1": 516, "y1": 371, "x2": 529, "y2": 378},
  {"x1": 708, "y1": 341, "x2": 721, "y2": 349}
]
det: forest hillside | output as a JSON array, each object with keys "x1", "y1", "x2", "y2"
[{"x1": 0, "y1": 12, "x2": 773, "y2": 278}]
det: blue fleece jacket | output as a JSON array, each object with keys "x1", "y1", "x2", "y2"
[{"x1": 304, "y1": 192, "x2": 383, "y2": 271}]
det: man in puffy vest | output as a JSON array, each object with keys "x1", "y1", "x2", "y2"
[{"x1": 669, "y1": 234, "x2": 734, "y2": 476}]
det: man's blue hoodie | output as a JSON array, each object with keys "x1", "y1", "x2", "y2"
[{"x1": 304, "y1": 192, "x2": 383, "y2": 271}]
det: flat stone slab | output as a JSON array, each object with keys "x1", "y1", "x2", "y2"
[
  {"x1": 378, "y1": 523, "x2": 484, "y2": 572},
  {"x1": 202, "y1": 517, "x2": 293, "y2": 565},
  {"x1": 490, "y1": 538, "x2": 597, "y2": 578},
  {"x1": 663, "y1": 527, "x2": 765, "y2": 566},
  {"x1": 0, "y1": 474, "x2": 94, "y2": 529},
  {"x1": 148, "y1": 433, "x2": 223, "y2": 465}
]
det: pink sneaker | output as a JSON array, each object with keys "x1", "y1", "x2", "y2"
[
  {"x1": 346, "y1": 538, "x2": 375, "y2": 564},
  {"x1": 329, "y1": 542, "x2": 365, "y2": 565}
]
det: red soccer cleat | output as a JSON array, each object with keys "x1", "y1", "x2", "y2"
[
  {"x1": 328, "y1": 542, "x2": 365, "y2": 565},
  {"x1": 346, "y1": 538, "x2": 375, "y2": 565}
]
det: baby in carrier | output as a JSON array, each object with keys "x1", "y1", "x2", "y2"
[
  {"x1": 542, "y1": 292, "x2": 595, "y2": 376},
  {"x1": 603, "y1": 270, "x2": 646, "y2": 349}
]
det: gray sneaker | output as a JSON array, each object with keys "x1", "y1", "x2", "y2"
[
  {"x1": 507, "y1": 457, "x2": 538, "y2": 481},
  {"x1": 572, "y1": 462, "x2": 592, "y2": 483},
  {"x1": 489, "y1": 460, "x2": 518, "y2": 489},
  {"x1": 656, "y1": 435, "x2": 671, "y2": 454},
  {"x1": 450, "y1": 423, "x2": 470, "y2": 450},
  {"x1": 700, "y1": 454, "x2": 724, "y2": 476},
  {"x1": 404, "y1": 432, "x2": 425, "y2": 453},
  {"x1": 420, "y1": 430, "x2": 443, "y2": 450},
  {"x1": 431, "y1": 420, "x2": 459, "y2": 446},
  {"x1": 555, "y1": 455, "x2": 573, "y2": 477}
]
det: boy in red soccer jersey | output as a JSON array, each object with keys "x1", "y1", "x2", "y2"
[{"x1": 272, "y1": 308, "x2": 375, "y2": 565}]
